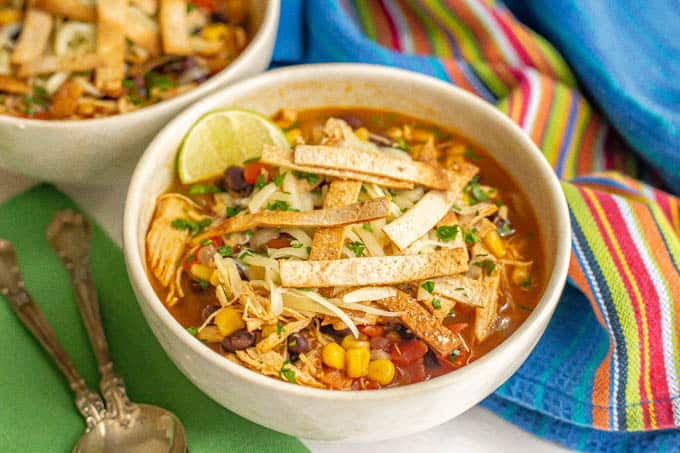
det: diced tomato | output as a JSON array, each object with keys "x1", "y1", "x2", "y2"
[
  {"x1": 395, "y1": 359, "x2": 426, "y2": 385},
  {"x1": 445, "y1": 322, "x2": 468, "y2": 336},
  {"x1": 266, "y1": 237, "x2": 291, "y2": 249},
  {"x1": 207, "y1": 236, "x2": 223, "y2": 247},
  {"x1": 390, "y1": 339, "x2": 428, "y2": 366},
  {"x1": 243, "y1": 162, "x2": 272, "y2": 184},
  {"x1": 359, "y1": 325, "x2": 385, "y2": 338},
  {"x1": 189, "y1": 0, "x2": 216, "y2": 10}
]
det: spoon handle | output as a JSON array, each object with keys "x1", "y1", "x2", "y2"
[
  {"x1": 0, "y1": 239, "x2": 106, "y2": 430},
  {"x1": 47, "y1": 210, "x2": 136, "y2": 424}
]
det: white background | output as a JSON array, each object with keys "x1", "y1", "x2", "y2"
[{"x1": 0, "y1": 167, "x2": 569, "y2": 453}]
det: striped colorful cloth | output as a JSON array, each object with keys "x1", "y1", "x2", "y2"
[{"x1": 274, "y1": 0, "x2": 680, "y2": 450}]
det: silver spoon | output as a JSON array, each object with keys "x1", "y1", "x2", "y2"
[{"x1": 46, "y1": 210, "x2": 187, "y2": 453}]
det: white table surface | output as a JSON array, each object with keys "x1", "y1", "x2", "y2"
[{"x1": 0, "y1": 167, "x2": 570, "y2": 453}]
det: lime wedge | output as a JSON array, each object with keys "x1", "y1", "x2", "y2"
[{"x1": 177, "y1": 108, "x2": 289, "y2": 184}]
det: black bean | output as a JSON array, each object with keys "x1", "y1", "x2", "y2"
[
  {"x1": 423, "y1": 348, "x2": 440, "y2": 369},
  {"x1": 395, "y1": 324, "x2": 415, "y2": 340},
  {"x1": 321, "y1": 325, "x2": 350, "y2": 338},
  {"x1": 339, "y1": 114, "x2": 363, "y2": 128},
  {"x1": 190, "y1": 279, "x2": 208, "y2": 293},
  {"x1": 287, "y1": 333, "x2": 310, "y2": 354},
  {"x1": 221, "y1": 329, "x2": 255, "y2": 352},
  {"x1": 211, "y1": 11, "x2": 228, "y2": 22},
  {"x1": 202, "y1": 304, "x2": 221, "y2": 321},
  {"x1": 236, "y1": 262, "x2": 249, "y2": 281},
  {"x1": 219, "y1": 166, "x2": 252, "y2": 195}
]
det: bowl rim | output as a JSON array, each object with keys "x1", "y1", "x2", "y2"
[
  {"x1": 123, "y1": 63, "x2": 571, "y2": 401},
  {"x1": 0, "y1": 0, "x2": 280, "y2": 128}
]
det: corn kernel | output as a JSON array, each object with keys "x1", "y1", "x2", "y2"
[
  {"x1": 285, "y1": 128, "x2": 302, "y2": 146},
  {"x1": 209, "y1": 270, "x2": 220, "y2": 287},
  {"x1": 341, "y1": 334, "x2": 370, "y2": 351},
  {"x1": 512, "y1": 266, "x2": 531, "y2": 286},
  {"x1": 367, "y1": 359, "x2": 396, "y2": 385},
  {"x1": 355, "y1": 127, "x2": 369, "y2": 141},
  {"x1": 214, "y1": 308, "x2": 245, "y2": 336},
  {"x1": 482, "y1": 230, "x2": 506, "y2": 258},
  {"x1": 402, "y1": 124, "x2": 413, "y2": 140},
  {"x1": 345, "y1": 347, "x2": 370, "y2": 378},
  {"x1": 261, "y1": 323, "x2": 278, "y2": 338},
  {"x1": 0, "y1": 8, "x2": 21, "y2": 25},
  {"x1": 322, "y1": 342, "x2": 345, "y2": 370},
  {"x1": 386, "y1": 127, "x2": 402, "y2": 139},
  {"x1": 412, "y1": 128, "x2": 435, "y2": 143},
  {"x1": 190, "y1": 264, "x2": 213, "y2": 281},
  {"x1": 201, "y1": 23, "x2": 230, "y2": 41}
]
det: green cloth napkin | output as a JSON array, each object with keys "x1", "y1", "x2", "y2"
[{"x1": 0, "y1": 184, "x2": 309, "y2": 453}]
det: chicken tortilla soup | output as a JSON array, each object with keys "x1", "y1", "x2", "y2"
[{"x1": 145, "y1": 107, "x2": 544, "y2": 390}]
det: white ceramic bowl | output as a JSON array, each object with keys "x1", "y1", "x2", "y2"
[
  {"x1": 0, "y1": 0, "x2": 279, "y2": 185},
  {"x1": 124, "y1": 64, "x2": 571, "y2": 442}
]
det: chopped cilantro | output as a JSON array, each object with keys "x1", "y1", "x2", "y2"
[
  {"x1": 171, "y1": 218, "x2": 212, "y2": 236},
  {"x1": 463, "y1": 228, "x2": 480, "y2": 245},
  {"x1": 186, "y1": 3, "x2": 195, "y2": 12},
  {"x1": 242, "y1": 157, "x2": 260, "y2": 164},
  {"x1": 362, "y1": 222, "x2": 373, "y2": 232},
  {"x1": 200, "y1": 239, "x2": 213, "y2": 246},
  {"x1": 279, "y1": 360, "x2": 297, "y2": 383},
  {"x1": 473, "y1": 259, "x2": 496, "y2": 276},
  {"x1": 282, "y1": 120, "x2": 300, "y2": 132},
  {"x1": 432, "y1": 298, "x2": 442, "y2": 309},
  {"x1": 464, "y1": 176, "x2": 490, "y2": 204},
  {"x1": 189, "y1": 184, "x2": 220, "y2": 195},
  {"x1": 245, "y1": 230, "x2": 254, "y2": 238},
  {"x1": 197, "y1": 279, "x2": 209, "y2": 290},
  {"x1": 495, "y1": 199, "x2": 505, "y2": 207},
  {"x1": 498, "y1": 222, "x2": 513, "y2": 236},
  {"x1": 290, "y1": 240, "x2": 303, "y2": 249},
  {"x1": 145, "y1": 71, "x2": 173, "y2": 92},
  {"x1": 347, "y1": 241, "x2": 365, "y2": 257},
  {"x1": 436, "y1": 225, "x2": 459, "y2": 242},
  {"x1": 217, "y1": 245, "x2": 234, "y2": 257},
  {"x1": 292, "y1": 170, "x2": 320, "y2": 185},
  {"x1": 448, "y1": 349, "x2": 461, "y2": 362},
  {"x1": 451, "y1": 204, "x2": 462, "y2": 213},
  {"x1": 276, "y1": 323, "x2": 285, "y2": 337},
  {"x1": 394, "y1": 137, "x2": 411, "y2": 151},
  {"x1": 226, "y1": 205, "x2": 244, "y2": 218},
  {"x1": 186, "y1": 254, "x2": 195, "y2": 263},
  {"x1": 305, "y1": 246, "x2": 311, "y2": 254},
  {"x1": 266, "y1": 200, "x2": 296, "y2": 211},
  {"x1": 273, "y1": 172, "x2": 287, "y2": 187},
  {"x1": 122, "y1": 78, "x2": 135, "y2": 89},
  {"x1": 186, "y1": 326, "x2": 198, "y2": 336},
  {"x1": 254, "y1": 174, "x2": 267, "y2": 189},
  {"x1": 238, "y1": 250, "x2": 253, "y2": 260},
  {"x1": 463, "y1": 148, "x2": 480, "y2": 161},
  {"x1": 521, "y1": 276, "x2": 532, "y2": 288},
  {"x1": 421, "y1": 280, "x2": 435, "y2": 294}
]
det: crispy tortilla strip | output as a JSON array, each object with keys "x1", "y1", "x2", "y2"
[
  {"x1": 431, "y1": 276, "x2": 485, "y2": 308},
  {"x1": 11, "y1": 8, "x2": 53, "y2": 64},
  {"x1": 420, "y1": 291, "x2": 456, "y2": 322},
  {"x1": 383, "y1": 163, "x2": 478, "y2": 250},
  {"x1": 294, "y1": 145, "x2": 453, "y2": 190},
  {"x1": 194, "y1": 197, "x2": 390, "y2": 243},
  {"x1": 0, "y1": 76, "x2": 31, "y2": 94},
  {"x1": 50, "y1": 79, "x2": 84, "y2": 119},
  {"x1": 35, "y1": 0, "x2": 97, "y2": 21},
  {"x1": 18, "y1": 54, "x2": 100, "y2": 77},
  {"x1": 473, "y1": 267, "x2": 501, "y2": 342},
  {"x1": 96, "y1": 0, "x2": 128, "y2": 96},
  {"x1": 309, "y1": 181, "x2": 362, "y2": 261},
  {"x1": 261, "y1": 146, "x2": 413, "y2": 190},
  {"x1": 437, "y1": 211, "x2": 459, "y2": 228},
  {"x1": 279, "y1": 248, "x2": 468, "y2": 288},
  {"x1": 131, "y1": 0, "x2": 158, "y2": 15},
  {"x1": 127, "y1": 5, "x2": 161, "y2": 55},
  {"x1": 376, "y1": 289, "x2": 460, "y2": 356},
  {"x1": 160, "y1": 0, "x2": 192, "y2": 55}
]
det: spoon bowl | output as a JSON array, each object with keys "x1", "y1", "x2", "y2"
[{"x1": 74, "y1": 404, "x2": 187, "y2": 453}]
